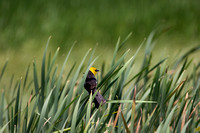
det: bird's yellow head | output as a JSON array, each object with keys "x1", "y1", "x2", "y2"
[{"x1": 89, "y1": 67, "x2": 99, "y2": 75}]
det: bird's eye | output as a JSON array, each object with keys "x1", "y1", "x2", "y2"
[{"x1": 95, "y1": 69, "x2": 99, "y2": 72}]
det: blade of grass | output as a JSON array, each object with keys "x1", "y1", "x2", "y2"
[
  {"x1": 135, "y1": 116, "x2": 141, "y2": 133},
  {"x1": 131, "y1": 87, "x2": 136, "y2": 133},
  {"x1": 57, "y1": 95, "x2": 80, "y2": 122},
  {"x1": 0, "y1": 121, "x2": 10, "y2": 133},
  {"x1": 0, "y1": 91, "x2": 4, "y2": 127},
  {"x1": 41, "y1": 36, "x2": 51, "y2": 105},
  {"x1": 111, "y1": 37, "x2": 120, "y2": 66},
  {"x1": 10, "y1": 107, "x2": 14, "y2": 133},
  {"x1": 47, "y1": 95, "x2": 80, "y2": 133},
  {"x1": 14, "y1": 81, "x2": 21, "y2": 129},
  {"x1": 47, "y1": 52, "x2": 51, "y2": 71},
  {"x1": 97, "y1": 104, "x2": 118, "y2": 132},
  {"x1": 156, "y1": 121, "x2": 164, "y2": 133},
  {"x1": 121, "y1": 111, "x2": 130, "y2": 133},
  {"x1": 27, "y1": 95, "x2": 39, "y2": 132},
  {"x1": 0, "y1": 60, "x2": 8, "y2": 82},
  {"x1": 9, "y1": 74, "x2": 14, "y2": 95},
  {"x1": 22, "y1": 104, "x2": 28, "y2": 133},
  {"x1": 94, "y1": 108, "x2": 108, "y2": 132},
  {"x1": 36, "y1": 89, "x2": 53, "y2": 132},
  {"x1": 188, "y1": 101, "x2": 200, "y2": 119},
  {"x1": 102, "y1": 78, "x2": 118, "y2": 96},
  {"x1": 53, "y1": 128, "x2": 71, "y2": 133},
  {"x1": 17, "y1": 100, "x2": 22, "y2": 133},
  {"x1": 113, "y1": 43, "x2": 143, "y2": 82},
  {"x1": 181, "y1": 93, "x2": 188, "y2": 131},
  {"x1": 165, "y1": 80, "x2": 185, "y2": 103},
  {"x1": 63, "y1": 62, "x2": 76, "y2": 84},
  {"x1": 84, "y1": 110, "x2": 98, "y2": 133},
  {"x1": 33, "y1": 59, "x2": 41, "y2": 110},
  {"x1": 174, "y1": 45, "x2": 200, "y2": 68},
  {"x1": 23, "y1": 64, "x2": 30, "y2": 90},
  {"x1": 53, "y1": 44, "x2": 74, "y2": 114},
  {"x1": 163, "y1": 106, "x2": 177, "y2": 131},
  {"x1": 140, "y1": 105, "x2": 158, "y2": 133},
  {"x1": 107, "y1": 100, "x2": 157, "y2": 104},
  {"x1": 181, "y1": 119, "x2": 191, "y2": 133},
  {"x1": 112, "y1": 104, "x2": 121, "y2": 132},
  {"x1": 71, "y1": 94, "x2": 82, "y2": 133},
  {"x1": 50, "y1": 65, "x2": 58, "y2": 90},
  {"x1": 46, "y1": 47, "x2": 60, "y2": 83},
  {"x1": 124, "y1": 58, "x2": 167, "y2": 87},
  {"x1": 97, "y1": 49, "x2": 130, "y2": 89},
  {"x1": 51, "y1": 95, "x2": 68, "y2": 124},
  {"x1": 86, "y1": 93, "x2": 93, "y2": 126},
  {"x1": 118, "y1": 32, "x2": 132, "y2": 51}
]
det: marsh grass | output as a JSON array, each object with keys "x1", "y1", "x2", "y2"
[{"x1": 0, "y1": 33, "x2": 200, "y2": 133}]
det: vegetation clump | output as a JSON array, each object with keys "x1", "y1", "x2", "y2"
[{"x1": 0, "y1": 33, "x2": 199, "y2": 132}]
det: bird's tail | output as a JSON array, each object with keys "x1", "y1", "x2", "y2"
[{"x1": 93, "y1": 89, "x2": 106, "y2": 108}]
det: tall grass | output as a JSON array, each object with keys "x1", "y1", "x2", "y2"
[{"x1": 0, "y1": 33, "x2": 200, "y2": 133}]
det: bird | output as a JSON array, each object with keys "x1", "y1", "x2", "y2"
[{"x1": 84, "y1": 67, "x2": 106, "y2": 108}]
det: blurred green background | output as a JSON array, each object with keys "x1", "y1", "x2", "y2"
[{"x1": 0, "y1": 0, "x2": 200, "y2": 76}]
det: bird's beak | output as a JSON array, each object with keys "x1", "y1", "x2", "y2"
[{"x1": 95, "y1": 69, "x2": 99, "y2": 72}]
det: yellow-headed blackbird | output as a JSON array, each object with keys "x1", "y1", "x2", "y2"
[{"x1": 84, "y1": 67, "x2": 106, "y2": 108}]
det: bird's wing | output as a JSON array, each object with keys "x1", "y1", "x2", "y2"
[{"x1": 84, "y1": 78, "x2": 97, "y2": 91}]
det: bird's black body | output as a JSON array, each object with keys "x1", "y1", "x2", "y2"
[{"x1": 84, "y1": 71, "x2": 106, "y2": 108}]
